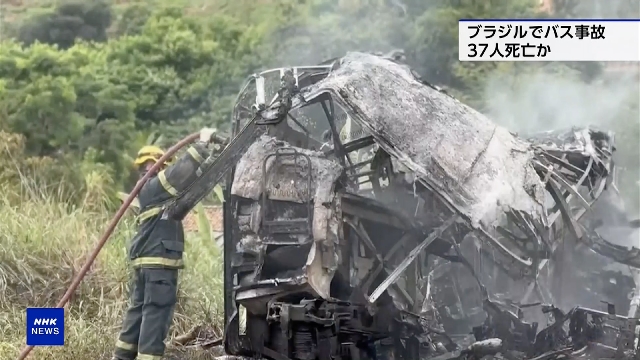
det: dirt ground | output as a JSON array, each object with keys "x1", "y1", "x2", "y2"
[{"x1": 182, "y1": 205, "x2": 222, "y2": 233}]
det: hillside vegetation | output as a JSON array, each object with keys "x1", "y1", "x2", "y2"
[{"x1": 0, "y1": 0, "x2": 638, "y2": 359}]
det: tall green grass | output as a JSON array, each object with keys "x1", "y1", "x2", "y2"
[{"x1": 0, "y1": 184, "x2": 224, "y2": 359}]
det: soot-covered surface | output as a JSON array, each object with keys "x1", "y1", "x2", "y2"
[{"x1": 297, "y1": 52, "x2": 546, "y2": 228}]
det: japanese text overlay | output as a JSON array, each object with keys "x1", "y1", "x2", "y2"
[{"x1": 459, "y1": 19, "x2": 640, "y2": 61}]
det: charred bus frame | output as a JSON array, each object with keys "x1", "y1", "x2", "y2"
[{"x1": 213, "y1": 53, "x2": 640, "y2": 360}]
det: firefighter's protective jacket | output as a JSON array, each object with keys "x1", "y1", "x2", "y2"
[{"x1": 128, "y1": 142, "x2": 210, "y2": 269}]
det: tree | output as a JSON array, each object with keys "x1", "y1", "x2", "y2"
[
  {"x1": 0, "y1": 41, "x2": 136, "y2": 179},
  {"x1": 17, "y1": 1, "x2": 112, "y2": 49},
  {"x1": 552, "y1": 0, "x2": 640, "y2": 19},
  {"x1": 262, "y1": 0, "x2": 410, "y2": 67},
  {"x1": 0, "y1": 0, "x2": 635, "y2": 210},
  {"x1": 409, "y1": 0, "x2": 542, "y2": 90},
  {"x1": 0, "y1": 5, "x2": 271, "y2": 190},
  {"x1": 112, "y1": 3, "x2": 153, "y2": 37},
  {"x1": 104, "y1": 7, "x2": 266, "y2": 132}
]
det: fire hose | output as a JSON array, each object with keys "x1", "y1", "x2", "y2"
[{"x1": 17, "y1": 132, "x2": 201, "y2": 360}]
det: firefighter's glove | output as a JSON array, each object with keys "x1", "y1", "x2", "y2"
[{"x1": 199, "y1": 127, "x2": 217, "y2": 144}]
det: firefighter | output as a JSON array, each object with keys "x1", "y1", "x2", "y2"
[
  {"x1": 133, "y1": 145, "x2": 170, "y2": 175},
  {"x1": 113, "y1": 128, "x2": 218, "y2": 360}
]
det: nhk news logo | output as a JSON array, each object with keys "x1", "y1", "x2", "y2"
[{"x1": 26, "y1": 308, "x2": 65, "y2": 346}]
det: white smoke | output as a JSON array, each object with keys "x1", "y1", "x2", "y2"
[{"x1": 484, "y1": 70, "x2": 638, "y2": 134}]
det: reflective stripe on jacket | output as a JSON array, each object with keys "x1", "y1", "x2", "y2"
[{"x1": 129, "y1": 142, "x2": 209, "y2": 269}]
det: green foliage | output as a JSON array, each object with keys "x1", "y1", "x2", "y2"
[
  {"x1": 17, "y1": 1, "x2": 113, "y2": 49},
  {"x1": 257, "y1": 0, "x2": 409, "y2": 68},
  {"x1": 0, "y1": 5, "x2": 270, "y2": 197},
  {"x1": 0, "y1": 1, "x2": 638, "y2": 357},
  {"x1": 194, "y1": 202, "x2": 213, "y2": 242},
  {"x1": 0, "y1": 40, "x2": 136, "y2": 182},
  {"x1": 553, "y1": 0, "x2": 640, "y2": 19},
  {"x1": 112, "y1": 3, "x2": 153, "y2": 37},
  {"x1": 0, "y1": 0, "x2": 636, "y2": 209},
  {"x1": 0, "y1": 130, "x2": 116, "y2": 210},
  {"x1": 410, "y1": 0, "x2": 543, "y2": 91},
  {"x1": 105, "y1": 7, "x2": 263, "y2": 131}
]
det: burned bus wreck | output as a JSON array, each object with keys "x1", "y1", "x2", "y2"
[{"x1": 167, "y1": 52, "x2": 640, "y2": 359}]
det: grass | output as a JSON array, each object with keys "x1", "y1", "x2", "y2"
[{"x1": 0, "y1": 185, "x2": 224, "y2": 359}]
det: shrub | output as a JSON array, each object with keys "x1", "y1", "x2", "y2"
[{"x1": 17, "y1": 1, "x2": 113, "y2": 50}]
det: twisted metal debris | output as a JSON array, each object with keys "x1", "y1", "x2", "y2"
[{"x1": 170, "y1": 52, "x2": 640, "y2": 360}]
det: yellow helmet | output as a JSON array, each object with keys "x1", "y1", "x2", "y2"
[{"x1": 134, "y1": 145, "x2": 165, "y2": 167}]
